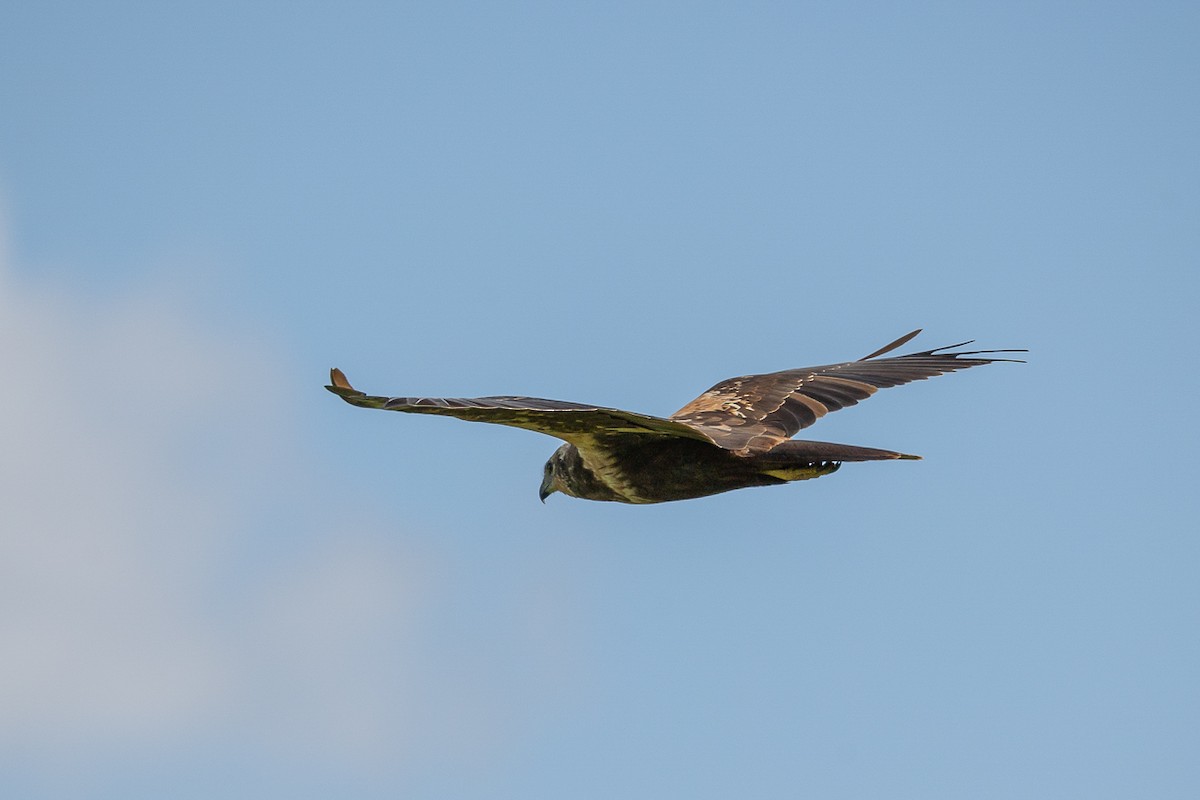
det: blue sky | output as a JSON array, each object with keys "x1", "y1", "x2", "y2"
[{"x1": 1, "y1": 2, "x2": 1197, "y2": 798}]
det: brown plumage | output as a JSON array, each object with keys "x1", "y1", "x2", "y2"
[{"x1": 325, "y1": 330, "x2": 1024, "y2": 504}]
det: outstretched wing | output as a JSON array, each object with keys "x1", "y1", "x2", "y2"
[
  {"x1": 671, "y1": 330, "x2": 1025, "y2": 456},
  {"x1": 325, "y1": 368, "x2": 716, "y2": 448}
]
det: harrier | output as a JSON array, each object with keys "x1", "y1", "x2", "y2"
[{"x1": 326, "y1": 330, "x2": 1023, "y2": 504}]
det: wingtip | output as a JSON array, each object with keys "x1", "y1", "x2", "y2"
[
  {"x1": 859, "y1": 328, "x2": 924, "y2": 361},
  {"x1": 325, "y1": 367, "x2": 363, "y2": 398},
  {"x1": 329, "y1": 367, "x2": 352, "y2": 389},
  {"x1": 897, "y1": 453, "x2": 922, "y2": 460}
]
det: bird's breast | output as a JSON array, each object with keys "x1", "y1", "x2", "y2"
[{"x1": 575, "y1": 446, "x2": 655, "y2": 504}]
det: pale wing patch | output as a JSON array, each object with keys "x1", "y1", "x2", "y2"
[{"x1": 668, "y1": 334, "x2": 1024, "y2": 456}]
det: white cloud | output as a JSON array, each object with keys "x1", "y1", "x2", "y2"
[
  {"x1": 0, "y1": 253, "x2": 241, "y2": 747},
  {"x1": 0, "y1": 218, "x2": 576, "y2": 792}
]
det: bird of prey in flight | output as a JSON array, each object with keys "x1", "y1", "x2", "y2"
[{"x1": 326, "y1": 330, "x2": 1023, "y2": 504}]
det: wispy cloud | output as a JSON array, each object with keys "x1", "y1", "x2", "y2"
[
  {"x1": 0, "y1": 240, "x2": 242, "y2": 748},
  {"x1": 0, "y1": 215, "x2": 576, "y2": 794}
]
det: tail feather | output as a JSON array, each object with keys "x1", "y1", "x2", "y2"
[{"x1": 757, "y1": 439, "x2": 921, "y2": 463}]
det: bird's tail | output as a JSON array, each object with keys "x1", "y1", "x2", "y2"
[
  {"x1": 752, "y1": 440, "x2": 917, "y2": 482},
  {"x1": 758, "y1": 439, "x2": 921, "y2": 464}
]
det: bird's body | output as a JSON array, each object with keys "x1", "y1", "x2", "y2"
[
  {"x1": 326, "y1": 330, "x2": 1023, "y2": 504},
  {"x1": 544, "y1": 438, "x2": 812, "y2": 504},
  {"x1": 544, "y1": 438, "x2": 906, "y2": 503}
]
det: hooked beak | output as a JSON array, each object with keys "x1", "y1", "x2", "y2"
[{"x1": 539, "y1": 474, "x2": 556, "y2": 504}]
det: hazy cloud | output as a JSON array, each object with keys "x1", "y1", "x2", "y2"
[{"x1": 0, "y1": 218, "x2": 570, "y2": 792}]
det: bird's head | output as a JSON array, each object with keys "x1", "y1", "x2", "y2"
[{"x1": 539, "y1": 445, "x2": 570, "y2": 503}]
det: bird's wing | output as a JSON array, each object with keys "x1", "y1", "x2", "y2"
[
  {"x1": 326, "y1": 368, "x2": 716, "y2": 448},
  {"x1": 670, "y1": 330, "x2": 1025, "y2": 456}
]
